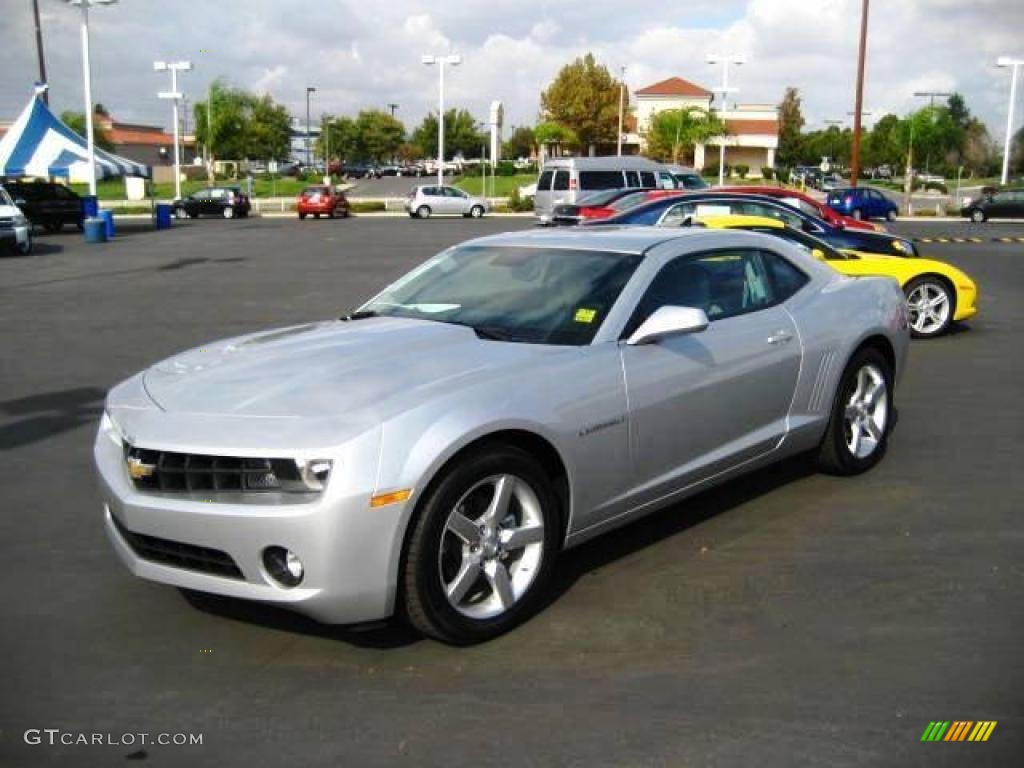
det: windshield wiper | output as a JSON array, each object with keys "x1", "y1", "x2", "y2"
[
  {"x1": 340, "y1": 309, "x2": 380, "y2": 321},
  {"x1": 472, "y1": 326, "x2": 526, "y2": 342}
]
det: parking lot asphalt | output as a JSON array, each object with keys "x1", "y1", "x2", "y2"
[{"x1": 1, "y1": 216, "x2": 1022, "y2": 767}]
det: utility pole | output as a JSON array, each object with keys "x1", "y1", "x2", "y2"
[
  {"x1": 849, "y1": 0, "x2": 869, "y2": 186},
  {"x1": 305, "y1": 86, "x2": 316, "y2": 168},
  {"x1": 616, "y1": 66, "x2": 625, "y2": 157},
  {"x1": 31, "y1": 0, "x2": 49, "y2": 104}
]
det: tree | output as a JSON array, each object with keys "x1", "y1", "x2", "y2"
[
  {"x1": 645, "y1": 107, "x2": 727, "y2": 164},
  {"x1": 534, "y1": 121, "x2": 577, "y2": 157},
  {"x1": 322, "y1": 116, "x2": 358, "y2": 162},
  {"x1": 193, "y1": 80, "x2": 292, "y2": 180},
  {"x1": 410, "y1": 109, "x2": 483, "y2": 161},
  {"x1": 776, "y1": 87, "x2": 805, "y2": 167},
  {"x1": 502, "y1": 126, "x2": 535, "y2": 160},
  {"x1": 354, "y1": 109, "x2": 405, "y2": 162},
  {"x1": 60, "y1": 111, "x2": 113, "y2": 151},
  {"x1": 540, "y1": 53, "x2": 623, "y2": 153}
]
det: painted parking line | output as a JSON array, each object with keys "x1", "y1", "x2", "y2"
[{"x1": 914, "y1": 236, "x2": 1024, "y2": 243}]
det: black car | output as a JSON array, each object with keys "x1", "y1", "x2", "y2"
[
  {"x1": 588, "y1": 192, "x2": 919, "y2": 257},
  {"x1": 961, "y1": 187, "x2": 1024, "y2": 222},
  {"x1": 172, "y1": 186, "x2": 252, "y2": 220},
  {"x1": 344, "y1": 164, "x2": 380, "y2": 179},
  {"x1": 4, "y1": 180, "x2": 83, "y2": 232}
]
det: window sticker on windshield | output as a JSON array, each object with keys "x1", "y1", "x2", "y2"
[{"x1": 574, "y1": 308, "x2": 598, "y2": 324}]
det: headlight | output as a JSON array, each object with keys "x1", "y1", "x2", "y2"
[
  {"x1": 13, "y1": 214, "x2": 28, "y2": 227},
  {"x1": 281, "y1": 458, "x2": 333, "y2": 492},
  {"x1": 99, "y1": 410, "x2": 125, "y2": 446}
]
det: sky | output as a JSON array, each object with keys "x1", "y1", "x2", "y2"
[{"x1": 2, "y1": 0, "x2": 1022, "y2": 143}]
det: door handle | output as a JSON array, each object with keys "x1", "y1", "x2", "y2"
[{"x1": 767, "y1": 330, "x2": 793, "y2": 345}]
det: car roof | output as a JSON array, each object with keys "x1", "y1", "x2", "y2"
[
  {"x1": 455, "y1": 225, "x2": 756, "y2": 255},
  {"x1": 541, "y1": 156, "x2": 666, "y2": 171}
]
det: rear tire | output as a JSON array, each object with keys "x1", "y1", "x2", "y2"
[
  {"x1": 43, "y1": 219, "x2": 63, "y2": 233},
  {"x1": 817, "y1": 347, "x2": 893, "y2": 475},
  {"x1": 886, "y1": 209, "x2": 896, "y2": 222},
  {"x1": 174, "y1": 207, "x2": 188, "y2": 220},
  {"x1": 298, "y1": 212, "x2": 307, "y2": 220},
  {"x1": 402, "y1": 445, "x2": 561, "y2": 644},
  {"x1": 222, "y1": 207, "x2": 234, "y2": 220},
  {"x1": 470, "y1": 205, "x2": 484, "y2": 219},
  {"x1": 416, "y1": 206, "x2": 431, "y2": 219},
  {"x1": 970, "y1": 209, "x2": 985, "y2": 223}
]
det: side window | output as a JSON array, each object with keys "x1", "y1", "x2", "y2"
[
  {"x1": 738, "y1": 201, "x2": 803, "y2": 229},
  {"x1": 659, "y1": 202, "x2": 698, "y2": 226},
  {"x1": 552, "y1": 171, "x2": 570, "y2": 191},
  {"x1": 579, "y1": 170, "x2": 624, "y2": 190},
  {"x1": 623, "y1": 249, "x2": 781, "y2": 337},
  {"x1": 657, "y1": 171, "x2": 676, "y2": 190},
  {"x1": 537, "y1": 171, "x2": 553, "y2": 191},
  {"x1": 639, "y1": 171, "x2": 656, "y2": 188},
  {"x1": 763, "y1": 251, "x2": 810, "y2": 301},
  {"x1": 624, "y1": 170, "x2": 641, "y2": 187}
]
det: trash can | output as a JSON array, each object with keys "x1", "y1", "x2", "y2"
[
  {"x1": 99, "y1": 209, "x2": 115, "y2": 239},
  {"x1": 82, "y1": 195, "x2": 99, "y2": 219},
  {"x1": 155, "y1": 203, "x2": 172, "y2": 230},
  {"x1": 83, "y1": 217, "x2": 107, "y2": 243}
]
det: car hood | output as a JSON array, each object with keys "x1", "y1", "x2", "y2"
[{"x1": 142, "y1": 317, "x2": 567, "y2": 421}]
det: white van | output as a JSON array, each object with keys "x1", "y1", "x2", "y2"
[{"x1": 533, "y1": 156, "x2": 676, "y2": 224}]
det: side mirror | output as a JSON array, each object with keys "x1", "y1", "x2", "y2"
[
  {"x1": 627, "y1": 306, "x2": 709, "y2": 346},
  {"x1": 14, "y1": 198, "x2": 27, "y2": 207}
]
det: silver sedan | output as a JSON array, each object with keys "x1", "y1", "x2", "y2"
[{"x1": 96, "y1": 227, "x2": 909, "y2": 644}]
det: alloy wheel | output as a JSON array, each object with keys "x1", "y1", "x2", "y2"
[
  {"x1": 438, "y1": 474, "x2": 545, "y2": 620},
  {"x1": 843, "y1": 363, "x2": 888, "y2": 459},
  {"x1": 907, "y1": 282, "x2": 951, "y2": 336}
]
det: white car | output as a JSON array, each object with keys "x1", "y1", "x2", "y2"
[
  {"x1": 405, "y1": 185, "x2": 489, "y2": 219},
  {"x1": 0, "y1": 185, "x2": 33, "y2": 256}
]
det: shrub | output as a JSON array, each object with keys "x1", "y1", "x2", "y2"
[
  {"x1": 495, "y1": 161, "x2": 518, "y2": 177},
  {"x1": 734, "y1": 164, "x2": 749, "y2": 179},
  {"x1": 761, "y1": 167, "x2": 774, "y2": 180},
  {"x1": 507, "y1": 187, "x2": 535, "y2": 212},
  {"x1": 775, "y1": 165, "x2": 790, "y2": 184},
  {"x1": 349, "y1": 200, "x2": 386, "y2": 213}
]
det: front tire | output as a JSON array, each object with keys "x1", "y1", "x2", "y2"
[
  {"x1": 970, "y1": 209, "x2": 985, "y2": 223},
  {"x1": 402, "y1": 445, "x2": 561, "y2": 644},
  {"x1": 905, "y1": 276, "x2": 954, "y2": 338},
  {"x1": 886, "y1": 209, "x2": 896, "y2": 222},
  {"x1": 817, "y1": 347, "x2": 894, "y2": 475},
  {"x1": 298, "y1": 212, "x2": 307, "y2": 220},
  {"x1": 222, "y1": 206, "x2": 234, "y2": 220}
]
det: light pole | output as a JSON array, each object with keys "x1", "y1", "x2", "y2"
[
  {"x1": 65, "y1": 0, "x2": 118, "y2": 198},
  {"x1": 997, "y1": 56, "x2": 1023, "y2": 186},
  {"x1": 422, "y1": 54, "x2": 462, "y2": 187},
  {"x1": 32, "y1": 0, "x2": 49, "y2": 104},
  {"x1": 707, "y1": 53, "x2": 744, "y2": 186},
  {"x1": 154, "y1": 60, "x2": 192, "y2": 201},
  {"x1": 617, "y1": 66, "x2": 626, "y2": 157},
  {"x1": 305, "y1": 86, "x2": 316, "y2": 168}
]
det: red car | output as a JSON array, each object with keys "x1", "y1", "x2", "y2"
[
  {"x1": 716, "y1": 185, "x2": 882, "y2": 231},
  {"x1": 297, "y1": 185, "x2": 350, "y2": 219}
]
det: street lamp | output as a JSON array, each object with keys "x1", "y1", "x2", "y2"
[
  {"x1": 154, "y1": 60, "x2": 192, "y2": 201},
  {"x1": 617, "y1": 66, "x2": 626, "y2": 157},
  {"x1": 997, "y1": 56, "x2": 1023, "y2": 186},
  {"x1": 305, "y1": 86, "x2": 316, "y2": 169},
  {"x1": 707, "y1": 53, "x2": 745, "y2": 186},
  {"x1": 64, "y1": 0, "x2": 118, "y2": 197},
  {"x1": 422, "y1": 53, "x2": 462, "y2": 187}
]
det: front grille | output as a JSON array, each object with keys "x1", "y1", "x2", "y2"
[
  {"x1": 0, "y1": 217, "x2": 14, "y2": 230},
  {"x1": 126, "y1": 446, "x2": 304, "y2": 493},
  {"x1": 111, "y1": 514, "x2": 243, "y2": 579}
]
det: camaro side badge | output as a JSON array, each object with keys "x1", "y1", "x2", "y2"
[
  {"x1": 126, "y1": 456, "x2": 156, "y2": 480},
  {"x1": 579, "y1": 416, "x2": 626, "y2": 438}
]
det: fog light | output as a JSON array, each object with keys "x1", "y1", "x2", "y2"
[{"x1": 263, "y1": 546, "x2": 304, "y2": 587}]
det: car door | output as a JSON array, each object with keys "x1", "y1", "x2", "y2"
[
  {"x1": 616, "y1": 247, "x2": 803, "y2": 510},
  {"x1": 444, "y1": 187, "x2": 469, "y2": 214},
  {"x1": 206, "y1": 188, "x2": 227, "y2": 215},
  {"x1": 551, "y1": 169, "x2": 571, "y2": 207}
]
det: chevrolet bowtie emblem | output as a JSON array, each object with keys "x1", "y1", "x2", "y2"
[{"x1": 126, "y1": 456, "x2": 156, "y2": 480}]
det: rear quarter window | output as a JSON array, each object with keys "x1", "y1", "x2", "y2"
[{"x1": 579, "y1": 170, "x2": 625, "y2": 190}]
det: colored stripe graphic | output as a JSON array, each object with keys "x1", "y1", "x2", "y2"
[
  {"x1": 922, "y1": 720, "x2": 997, "y2": 742},
  {"x1": 921, "y1": 721, "x2": 950, "y2": 741},
  {"x1": 968, "y1": 721, "x2": 997, "y2": 742}
]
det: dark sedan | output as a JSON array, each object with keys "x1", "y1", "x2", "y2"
[
  {"x1": 961, "y1": 187, "x2": 1024, "y2": 222},
  {"x1": 588, "y1": 192, "x2": 919, "y2": 257},
  {"x1": 172, "y1": 186, "x2": 252, "y2": 220},
  {"x1": 4, "y1": 180, "x2": 83, "y2": 232}
]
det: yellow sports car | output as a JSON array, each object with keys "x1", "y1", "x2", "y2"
[{"x1": 694, "y1": 215, "x2": 978, "y2": 339}]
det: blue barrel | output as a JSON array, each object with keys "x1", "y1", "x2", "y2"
[
  {"x1": 82, "y1": 195, "x2": 99, "y2": 219},
  {"x1": 155, "y1": 203, "x2": 172, "y2": 230},
  {"x1": 83, "y1": 217, "x2": 107, "y2": 243},
  {"x1": 99, "y1": 209, "x2": 115, "y2": 239}
]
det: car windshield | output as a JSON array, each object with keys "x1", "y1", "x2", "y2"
[
  {"x1": 608, "y1": 191, "x2": 649, "y2": 211},
  {"x1": 358, "y1": 245, "x2": 643, "y2": 345}
]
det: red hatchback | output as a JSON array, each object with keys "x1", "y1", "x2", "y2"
[
  {"x1": 716, "y1": 185, "x2": 883, "y2": 231},
  {"x1": 297, "y1": 185, "x2": 350, "y2": 219}
]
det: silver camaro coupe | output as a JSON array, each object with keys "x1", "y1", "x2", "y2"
[{"x1": 96, "y1": 227, "x2": 909, "y2": 644}]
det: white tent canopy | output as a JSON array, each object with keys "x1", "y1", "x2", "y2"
[{"x1": 0, "y1": 95, "x2": 150, "y2": 182}]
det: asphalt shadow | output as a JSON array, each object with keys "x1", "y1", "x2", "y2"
[{"x1": 0, "y1": 386, "x2": 105, "y2": 451}]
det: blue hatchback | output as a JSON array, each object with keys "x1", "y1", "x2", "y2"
[{"x1": 826, "y1": 187, "x2": 898, "y2": 222}]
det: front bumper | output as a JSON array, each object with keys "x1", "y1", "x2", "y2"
[
  {"x1": 0, "y1": 225, "x2": 30, "y2": 248},
  {"x1": 94, "y1": 424, "x2": 408, "y2": 625}
]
